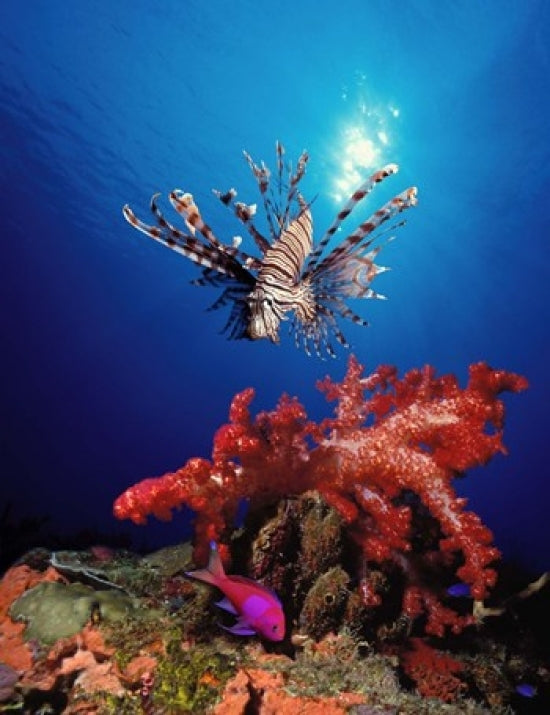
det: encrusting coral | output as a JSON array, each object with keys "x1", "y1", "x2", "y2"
[{"x1": 114, "y1": 355, "x2": 527, "y2": 637}]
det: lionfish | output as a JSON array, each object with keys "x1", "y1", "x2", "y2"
[{"x1": 123, "y1": 142, "x2": 417, "y2": 357}]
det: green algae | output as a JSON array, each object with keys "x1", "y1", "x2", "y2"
[{"x1": 152, "y1": 641, "x2": 236, "y2": 712}]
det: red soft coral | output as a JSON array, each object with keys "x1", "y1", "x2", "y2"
[
  {"x1": 401, "y1": 637, "x2": 466, "y2": 702},
  {"x1": 114, "y1": 356, "x2": 527, "y2": 630}
]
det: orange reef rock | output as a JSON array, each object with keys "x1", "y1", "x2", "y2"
[
  {"x1": 213, "y1": 667, "x2": 366, "y2": 714},
  {"x1": 0, "y1": 565, "x2": 64, "y2": 671}
]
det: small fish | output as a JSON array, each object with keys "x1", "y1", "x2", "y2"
[
  {"x1": 515, "y1": 683, "x2": 537, "y2": 698},
  {"x1": 446, "y1": 582, "x2": 471, "y2": 598},
  {"x1": 185, "y1": 541, "x2": 285, "y2": 641}
]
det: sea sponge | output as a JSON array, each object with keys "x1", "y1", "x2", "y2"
[{"x1": 10, "y1": 581, "x2": 134, "y2": 644}]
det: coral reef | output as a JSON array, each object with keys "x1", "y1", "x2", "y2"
[
  {"x1": 0, "y1": 545, "x2": 548, "y2": 712},
  {"x1": 1, "y1": 358, "x2": 540, "y2": 712},
  {"x1": 114, "y1": 356, "x2": 527, "y2": 636}
]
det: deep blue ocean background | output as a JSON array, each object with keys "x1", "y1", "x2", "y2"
[{"x1": 1, "y1": 1, "x2": 548, "y2": 574}]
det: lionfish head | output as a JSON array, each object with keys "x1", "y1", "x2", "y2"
[{"x1": 246, "y1": 287, "x2": 282, "y2": 344}]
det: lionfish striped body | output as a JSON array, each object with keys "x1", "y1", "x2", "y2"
[{"x1": 123, "y1": 142, "x2": 417, "y2": 356}]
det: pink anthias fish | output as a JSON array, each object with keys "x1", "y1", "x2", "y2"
[{"x1": 185, "y1": 541, "x2": 285, "y2": 641}]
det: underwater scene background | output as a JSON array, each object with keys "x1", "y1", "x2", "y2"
[
  {"x1": 2, "y1": 2, "x2": 550, "y2": 712},
  {"x1": 1, "y1": 2, "x2": 549, "y2": 579}
]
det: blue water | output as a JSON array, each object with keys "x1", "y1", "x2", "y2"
[{"x1": 1, "y1": 1, "x2": 548, "y2": 572}]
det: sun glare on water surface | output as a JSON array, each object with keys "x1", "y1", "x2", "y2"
[{"x1": 331, "y1": 82, "x2": 401, "y2": 204}]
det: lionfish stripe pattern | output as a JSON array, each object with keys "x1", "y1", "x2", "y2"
[{"x1": 123, "y1": 142, "x2": 417, "y2": 356}]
